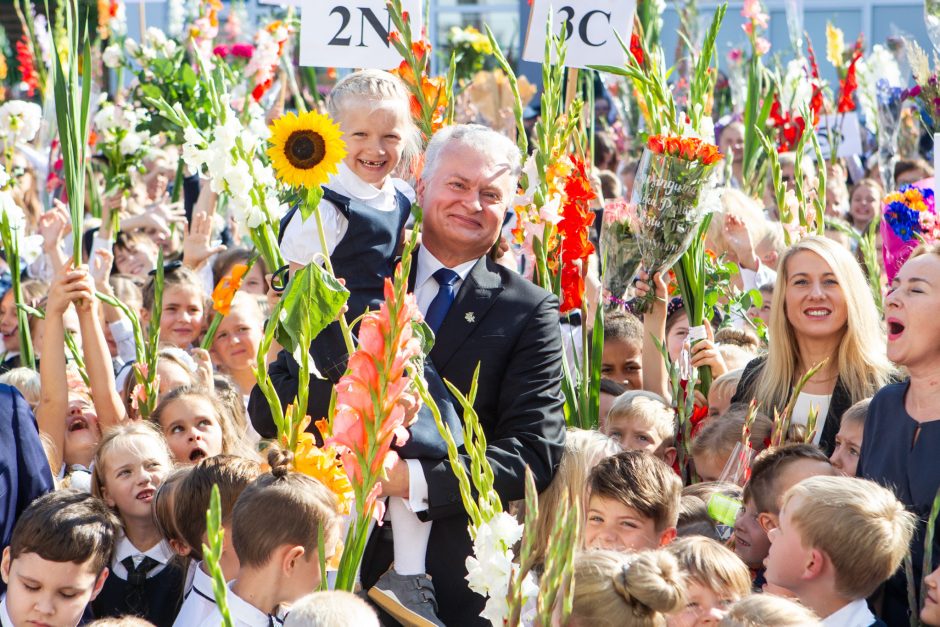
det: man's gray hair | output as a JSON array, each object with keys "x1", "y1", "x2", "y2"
[
  {"x1": 283, "y1": 591, "x2": 379, "y2": 627},
  {"x1": 422, "y1": 124, "x2": 523, "y2": 189}
]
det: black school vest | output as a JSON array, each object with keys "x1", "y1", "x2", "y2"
[{"x1": 91, "y1": 562, "x2": 185, "y2": 627}]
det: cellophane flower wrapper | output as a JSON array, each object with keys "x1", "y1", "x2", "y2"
[
  {"x1": 599, "y1": 199, "x2": 642, "y2": 304},
  {"x1": 627, "y1": 149, "x2": 716, "y2": 313},
  {"x1": 881, "y1": 183, "x2": 937, "y2": 283},
  {"x1": 876, "y1": 80, "x2": 904, "y2": 193},
  {"x1": 717, "y1": 442, "x2": 756, "y2": 487}
]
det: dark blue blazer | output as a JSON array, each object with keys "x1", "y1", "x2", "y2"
[{"x1": 0, "y1": 384, "x2": 54, "y2": 592}]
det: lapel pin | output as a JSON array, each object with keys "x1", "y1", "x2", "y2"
[{"x1": 465, "y1": 312, "x2": 476, "y2": 323}]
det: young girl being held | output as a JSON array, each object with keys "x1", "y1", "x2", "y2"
[
  {"x1": 665, "y1": 536, "x2": 751, "y2": 627},
  {"x1": 91, "y1": 422, "x2": 185, "y2": 626},
  {"x1": 151, "y1": 385, "x2": 257, "y2": 465}
]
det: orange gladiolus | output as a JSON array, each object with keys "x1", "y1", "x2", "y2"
[
  {"x1": 646, "y1": 134, "x2": 724, "y2": 166},
  {"x1": 212, "y1": 263, "x2": 248, "y2": 316}
]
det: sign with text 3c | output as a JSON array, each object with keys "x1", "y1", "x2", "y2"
[
  {"x1": 300, "y1": 0, "x2": 423, "y2": 70},
  {"x1": 523, "y1": 0, "x2": 636, "y2": 70}
]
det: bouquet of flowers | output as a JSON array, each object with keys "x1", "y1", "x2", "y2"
[
  {"x1": 598, "y1": 199, "x2": 640, "y2": 303},
  {"x1": 882, "y1": 183, "x2": 938, "y2": 282},
  {"x1": 92, "y1": 100, "x2": 156, "y2": 196},
  {"x1": 907, "y1": 41, "x2": 940, "y2": 134},
  {"x1": 447, "y1": 25, "x2": 493, "y2": 84},
  {"x1": 622, "y1": 134, "x2": 723, "y2": 314}
]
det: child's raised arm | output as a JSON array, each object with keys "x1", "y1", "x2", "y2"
[
  {"x1": 36, "y1": 264, "x2": 92, "y2": 474},
  {"x1": 72, "y1": 265, "x2": 127, "y2": 428},
  {"x1": 637, "y1": 271, "x2": 670, "y2": 401}
]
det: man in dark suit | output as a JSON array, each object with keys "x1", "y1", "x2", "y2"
[{"x1": 360, "y1": 124, "x2": 566, "y2": 626}]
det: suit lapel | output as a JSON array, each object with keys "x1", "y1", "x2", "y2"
[{"x1": 430, "y1": 256, "x2": 503, "y2": 370}]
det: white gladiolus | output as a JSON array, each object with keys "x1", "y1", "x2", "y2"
[
  {"x1": 102, "y1": 44, "x2": 123, "y2": 69},
  {"x1": 463, "y1": 512, "x2": 534, "y2": 626},
  {"x1": 119, "y1": 132, "x2": 143, "y2": 156},
  {"x1": 0, "y1": 165, "x2": 9, "y2": 190},
  {"x1": 0, "y1": 101, "x2": 43, "y2": 144},
  {"x1": 0, "y1": 191, "x2": 26, "y2": 231}
]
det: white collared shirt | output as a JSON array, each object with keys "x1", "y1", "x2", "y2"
[
  {"x1": 821, "y1": 598, "x2": 877, "y2": 627},
  {"x1": 197, "y1": 581, "x2": 283, "y2": 627},
  {"x1": 110, "y1": 533, "x2": 173, "y2": 580},
  {"x1": 279, "y1": 161, "x2": 414, "y2": 266},
  {"x1": 0, "y1": 596, "x2": 14, "y2": 627},
  {"x1": 174, "y1": 561, "x2": 219, "y2": 627},
  {"x1": 404, "y1": 246, "x2": 481, "y2": 513}
]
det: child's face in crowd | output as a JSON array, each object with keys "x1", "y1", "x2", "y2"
[
  {"x1": 100, "y1": 437, "x2": 170, "y2": 521},
  {"x1": 1, "y1": 549, "x2": 107, "y2": 627},
  {"x1": 240, "y1": 263, "x2": 267, "y2": 296},
  {"x1": 584, "y1": 494, "x2": 673, "y2": 552},
  {"x1": 600, "y1": 339, "x2": 642, "y2": 391},
  {"x1": 340, "y1": 102, "x2": 409, "y2": 187},
  {"x1": 706, "y1": 386, "x2": 732, "y2": 419},
  {"x1": 598, "y1": 392, "x2": 617, "y2": 430},
  {"x1": 667, "y1": 579, "x2": 739, "y2": 627},
  {"x1": 160, "y1": 285, "x2": 205, "y2": 348},
  {"x1": 603, "y1": 415, "x2": 675, "y2": 464},
  {"x1": 667, "y1": 312, "x2": 690, "y2": 364},
  {"x1": 64, "y1": 394, "x2": 101, "y2": 468},
  {"x1": 212, "y1": 303, "x2": 264, "y2": 373},
  {"x1": 0, "y1": 291, "x2": 20, "y2": 353},
  {"x1": 849, "y1": 184, "x2": 878, "y2": 227},
  {"x1": 749, "y1": 290, "x2": 773, "y2": 327},
  {"x1": 829, "y1": 420, "x2": 863, "y2": 477},
  {"x1": 693, "y1": 452, "x2": 726, "y2": 483},
  {"x1": 733, "y1": 498, "x2": 771, "y2": 569},
  {"x1": 764, "y1": 494, "x2": 810, "y2": 593},
  {"x1": 114, "y1": 243, "x2": 157, "y2": 278},
  {"x1": 157, "y1": 359, "x2": 194, "y2": 396},
  {"x1": 922, "y1": 564, "x2": 940, "y2": 625},
  {"x1": 158, "y1": 396, "x2": 224, "y2": 465},
  {"x1": 783, "y1": 251, "x2": 848, "y2": 344}
]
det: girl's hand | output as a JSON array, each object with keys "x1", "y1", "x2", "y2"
[
  {"x1": 38, "y1": 202, "x2": 70, "y2": 252},
  {"x1": 90, "y1": 249, "x2": 114, "y2": 291},
  {"x1": 182, "y1": 211, "x2": 226, "y2": 270},
  {"x1": 723, "y1": 213, "x2": 759, "y2": 270},
  {"x1": 190, "y1": 348, "x2": 215, "y2": 389},
  {"x1": 635, "y1": 270, "x2": 668, "y2": 316},
  {"x1": 47, "y1": 264, "x2": 95, "y2": 317},
  {"x1": 689, "y1": 319, "x2": 728, "y2": 378}
]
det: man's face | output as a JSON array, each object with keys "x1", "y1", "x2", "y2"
[
  {"x1": 417, "y1": 142, "x2": 515, "y2": 265},
  {"x1": 1, "y1": 549, "x2": 107, "y2": 627}
]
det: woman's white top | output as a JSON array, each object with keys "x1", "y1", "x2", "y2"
[{"x1": 790, "y1": 392, "x2": 833, "y2": 446}]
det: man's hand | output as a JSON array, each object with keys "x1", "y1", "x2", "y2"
[{"x1": 379, "y1": 455, "x2": 411, "y2": 498}]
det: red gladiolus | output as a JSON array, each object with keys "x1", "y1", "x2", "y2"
[
  {"x1": 15, "y1": 36, "x2": 38, "y2": 98},
  {"x1": 836, "y1": 36, "x2": 864, "y2": 113},
  {"x1": 629, "y1": 32, "x2": 644, "y2": 66},
  {"x1": 556, "y1": 157, "x2": 596, "y2": 313}
]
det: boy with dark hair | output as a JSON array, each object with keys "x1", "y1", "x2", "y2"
[
  {"x1": 601, "y1": 309, "x2": 644, "y2": 391},
  {"x1": 1, "y1": 490, "x2": 119, "y2": 627},
  {"x1": 584, "y1": 450, "x2": 681, "y2": 552}
]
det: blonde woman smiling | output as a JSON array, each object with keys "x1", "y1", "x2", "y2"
[{"x1": 731, "y1": 236, "x2": 893, "y2": 454}]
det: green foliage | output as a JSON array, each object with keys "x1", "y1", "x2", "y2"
[{"x1": 202, "y1": 486, "x2": 234, "y2": 627}]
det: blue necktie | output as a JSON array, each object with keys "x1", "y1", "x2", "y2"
[{"x1": 424, "y1": 268, "x2": 460, "y2": 333}]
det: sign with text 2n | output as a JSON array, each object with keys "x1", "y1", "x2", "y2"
[
  {"x1": 300, "y1": 0, "x2": 423, "y2": 70},
  {"x1": 522, "y1": 0, "x2": 636, "y2": 70}
]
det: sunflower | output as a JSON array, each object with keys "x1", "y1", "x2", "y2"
[{"x1": 267, "y1": 111, "x2": 346, "y2": 189}]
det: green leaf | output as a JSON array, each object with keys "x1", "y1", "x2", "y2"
[{"x1": 273, "y1": 264, "x2": 349, "y2": 355}]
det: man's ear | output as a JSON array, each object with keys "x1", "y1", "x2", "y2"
[
  {"x1": 758, "y1": 512, "x2": 778, "y2": 535},
  {"x1": 1, "y1": 547, "x2": 10, "y2": 584},
  {"x1": 415, "y1": 176, "x2": 426, "y2": 207},
  {"x1": 658, "y1": 527, "x2": 677, "y2": 547},
  {"x1": 90, "y1": 567, "x2": 110, "y2": 601}
]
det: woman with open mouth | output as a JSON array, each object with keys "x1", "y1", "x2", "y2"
[
  {"x1": 859, "y1": 242, "x2": 940, "y2": 627},
  {"x1": 731, "y1": 236, "x2": 894, "y2": 455}
]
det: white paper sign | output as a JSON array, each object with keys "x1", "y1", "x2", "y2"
[
  {"x1": 300, "y1": 0, "x2": 423, "y2": 70},
  {"x1": 816, "y1": 112, "x2": 863, "y2": 159},
  {"x1": 522, "y1": 0, "x2": 635, "y2": 70}
]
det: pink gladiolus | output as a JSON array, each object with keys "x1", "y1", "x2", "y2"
[
  {"x1": 756, "y1": 37, "x2": 771, "y2": 56},
  {"x1": 741, "y1": 0, "x2": 769, "y2": 28},
  {"x1": 231, "y1": 43, "x2": 255, "y2": 58}
]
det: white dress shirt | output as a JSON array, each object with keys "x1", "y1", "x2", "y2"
[
  {"x1": 404, "y1": 246, "x2": 479, "y2": 512},
  {"x1": 279, "y1": 161, "x2": 414, "y2": 266},
  {"x1": 0, "y1": 596, "x2": 13, "y2": 627},
  {"x1": 197, "y1": 581, "x2": 283, "y2": 627},
  {"x1": 109, "y1": 534, "x2": 173, "y2": 580},
  {"x1": 173, "y1": 561, "x2": 219, "y2": 627},
  {"x1": 821, "y1": 598, "x2": 877, "y2": 627}
]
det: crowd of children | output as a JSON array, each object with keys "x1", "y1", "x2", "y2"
[{"x1": 0, "y1": 23, "x2": 939, "y2": 626}]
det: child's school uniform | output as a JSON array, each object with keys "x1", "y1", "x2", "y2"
[
  {"x1": 0, "y1": 595, "x2": 13, "y2": 627},
  {"x1": 196, "y1": 582, "x2": 284, "y2": 627},
  {"x1": 173, "y1": 561, "x2": 218, "y2": 627},
  {"x1": 92, "y1": 535, "x2": 185, "y2": 627},
  {"x1": 820, "y1": 598, "x2": 884, "y2": 627}
]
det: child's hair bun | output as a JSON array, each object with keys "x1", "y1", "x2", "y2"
[
  {"x1": 266, "y1": 447, "x2": 294, "y2": 479},
  {"x1": 614, "y1": 551, "x2": 684, "y2": 617}
]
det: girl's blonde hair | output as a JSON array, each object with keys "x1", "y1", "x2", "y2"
[
  {"x1": 666, "y1": 537, "x2": 751, "y2": 600},
  {"x1": 528, "y1": 428, "x2": 620, "y2": 569},
  {"x1": 92, "y1": 422, "x2": 174, "y2": 501},
  {"x1": 0, "y1": 367, "x2": 40, "y2": 408},
  {"x1": 754, "y1": 236, "x2": 894, "y2": 413},
  {"x1": 325, "y1": 69, "x2": 421, "y2": 178},
  {"x1": 571, "y1": 549, "x2": 685, "y2": 627},
  {"x1": 151, "y1": 385, "x2": 258, "y2": 461},
  {"x1": 719, "y1": 594, "x2": 822, "y2": 626}
]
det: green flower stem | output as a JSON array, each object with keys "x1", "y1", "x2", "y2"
[
  {"x1": 200, "y1": 314, "x2": 223, "y2": 351},
  {"x1": 203, "y1": 485, "x2": 234, "y2": 627},
  {"x1": 0, "y1": 214, "x2": 34, "y2": 370},
  {"x1": 64, "y1": 330, "x2": 89, "y2": 387}
]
